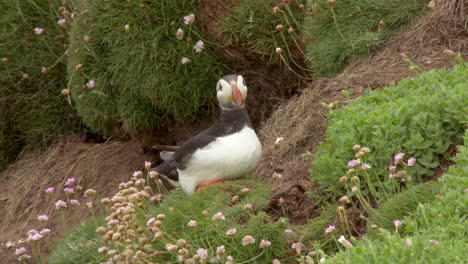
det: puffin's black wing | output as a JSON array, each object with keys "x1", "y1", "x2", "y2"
[
  {"x1": 174, "y1": 108, "x2": 251, "y2": 170},
  {"x1": 151, "y1": 160, "x2": 179, "y2": 182}
]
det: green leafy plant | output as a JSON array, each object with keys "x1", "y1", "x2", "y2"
[
  {"x1": 304, "y1": 0, "x2": 428, "y2": 77},
  {"x1": 310, "y1": 62, "x2": 467, "y2": 199},
  {"x1": 68, "y1": 0, "x2": 228, "y2": 136},
  {"x1": 322, "y1": 129, "x2": 468, "y2": 263}
]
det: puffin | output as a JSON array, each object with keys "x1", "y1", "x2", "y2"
[{"x1": 151, "y1": 74, "x2": 262, "y2": 194}]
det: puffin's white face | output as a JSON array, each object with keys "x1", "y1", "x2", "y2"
[{"x1": 216, "y1": 75, "x2": 248, "y2": 110}]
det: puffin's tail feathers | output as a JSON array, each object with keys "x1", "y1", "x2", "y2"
[{"x1": 150, "y1": 161, "x2": 179, "y2": 186}]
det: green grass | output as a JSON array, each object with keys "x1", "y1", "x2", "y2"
[
  {"x1": 310, "y1": 61, "x2": 468, "y2": 200},
  {"x1": 322, "y1": 129, "x2": 468, "y2": 263},
  {"x1": 298, "y1": 204, "x2": 342, "y2": 253},
  {"x1": 223, "y1": 0, "x2": 306, "y2": 66},
  {"x1": 68, "y1": 0, "x2": 228, "y2": 136},
  {"x1": 367, "y1": 182, "x2": 440, "y2": 237},
  {"x1": 48, "y1": 217, "x2": 106, "y2": 264},
  {"x1": 0, "y1": 0, "x2": 84, "y2": 171},
  {"x1": 304, "y1": 0, "x2": 429, "y2": 77},
  {"x1": 50, "y1": 179, "x2": 290, "y2": 263}
]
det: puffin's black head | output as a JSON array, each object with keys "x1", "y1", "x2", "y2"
[{"x1": 216, "y1": 74, "x2": 247, "y2": 110}]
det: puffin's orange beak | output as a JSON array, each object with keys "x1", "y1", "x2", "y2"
[{"x1": 230, "y1": 82, "x2": 243, "y2": 106}]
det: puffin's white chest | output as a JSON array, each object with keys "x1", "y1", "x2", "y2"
[{"x1": 178, "y1": 126, "x2": 262, "y2": 194}]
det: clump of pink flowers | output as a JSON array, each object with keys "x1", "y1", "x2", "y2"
[
  {"x1": 34, "y1": 27, "x2": 44, "y2": 35},
  {"x1": 193, "y1": 40, "x2": 204, "y2": 53},
  {"x1": 325, "y1": 225, "x2": 336, "y2": 234},
  {"x1": 184, "y1": 14, "x2": 195, "y2": 25},
  {"x1": 55, "y1": 200, "x2": 67, "y2": 210}
]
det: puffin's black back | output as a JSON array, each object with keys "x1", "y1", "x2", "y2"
[
  {"x1": 174, "y1": 108, "x2": 252, "y2": 170},
  {"x1": 150, "y1": 107, "x2": 252, "y2": 182}
]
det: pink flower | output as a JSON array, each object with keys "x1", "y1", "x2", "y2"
[
  {"x1": 291, "y1": 242, "x2": 304, "y2": 253},
  {"x1": 34, "y1": 27, "x2": 44, "y2": 35},
  {"x1": 57, "y1": 19, "x2": 67, "y2": 25},
  {"x1": 184, "y1": 14, "x2": 195, "y2": 25},
  {"x1": 181, "y1": 57, "x2": 191, "y2": 65},
  {"x1": 176, "y1": 28, "x2": 184, "y2": 40},
  {"x1": 37, "y1": 215, "x2": 48, "y2": 222},
  {"x1": 443, "y1": 49, "x2": 454, "y2": 55},
  {"x1": 388, "y1": 165, "x2": 396, "y2": 172},
  {"x1": 27, "y1": 229, "x2": 38, "y2": 236},
  {"x1": 65, "y1": 177, "x2": 76, "y2": 186},
  {"x1": 351, "y1": 186, "x2": 358, "y2": 192},
  {"x1": 272, "y1": 259, "x2": 281, "y2": 264},
  {"x1": 70, "y1": 199, "x2": 80, "y2": 206},
  {"x1": 212, "y1": 212, "x2": 225, "y2": 221},
  {"x1": 361, "y1": 164, "x2": 371, "y2": 170},
  {"x1": 242, "y1": 235, "x2": 255, "y2": 246},
  {"x1": 83, "y1": 35, "x2": 90, "y2": 42},
  {"x1": 393, "y1": 219, "x2": 403, "y2": 228},
  {"x1": 63, "y1": 187, "x2": 75, "y2": 193},
  {"x1": 325, "y1": 225, "x2": 336, "y2": 234},
  {"x1": 15, "y1": 247, "x2": 27, "y2": 255},
  {"x1": 197, "y1": 248, "x2": 208, "y2": 260},
  {"x1": 407, "y1": 157, "x2": 416, "y2": 166},
  {"x1": 75, "y1": 64, "x2": 83, "y2": 71},
  {"x1": 45, "y1": 187, "x2": 55, "y2": 193},
  {"x1": 28, "y1": 233, "x2": 43, "y2": 241},
  {"x1": 260, "y1": 240, "x2": 271, "y2": 248},
  {"x1": 394, "y1": 153, "x2": 405, "y2": 164},
  {"x1": 86, "y1": 80, "x2": 95, "y2": 88},
  {"x1": 55, "y1": 200, "x2": 67, "y2": 210},
  {"x1": 145, "y1": 161, "x2": 152, "y2": 170},
  {"x1": 40, "y1": 228, "x2": 51, "y2": 236},
  {"x1": 98, "y1": 247, "x2": 108, "y2": 254},
  {"x1": 216, "y1": 245, "x2": 225, "y2": 256},
  {"x1": 17, "y1": 254, "x2": 31, "y2": 261},
  {"x1": 226, "y1": 228, "x2": 236, "y2": 236},
  {"x1": 347, "y1": 159, "x2": 361, "y2": 167},
  {"x1": 193, "y1": 40, "x2": 204, "y2": 53},
  {"x1": 187, "y1": 220, "x2": 197, "y2": 228}
]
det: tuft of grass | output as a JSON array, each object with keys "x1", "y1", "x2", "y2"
[
  {"x1": 51, "y1": 179, "x2": 290, "y2": 263},
  {"x1": 223, "y1": 0, "x2": 307, "y2": 66},
  {"x1": 48, "y1": 217, "x2": 106, "y2": 264},
  {"x1": 0, "y1": 0, "x2": 85, "y2": 171},
  {"x1": 304, "y1": 0, "x2": 429, "y2": 77},
  {"x1": 298, "y1": 204, "x2": 342, "y2": 253},
  {"x1": 367, "y1": 182, "x2": 440, "y2": 237},
  {"x1": 322, "y1": 129, "x2": 468, "y2": 263},
  {"x1": 68, "y1": 0, "x2": 228, "y2": 136},
  {"x1": 310, "y1": 61, "x2": 468, "y2": 200}
]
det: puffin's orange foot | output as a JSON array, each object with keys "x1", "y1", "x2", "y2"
[{"x1": 196, "y1": 180, "x2": 224, "y2": 192}]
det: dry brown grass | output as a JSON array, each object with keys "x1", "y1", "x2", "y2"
[
  {"x1": 0, "y1": 137, "x2": 152, "y2": 243},
  {"x1": 254, "y1": 0, "x2": 467, "y2": 186}
]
